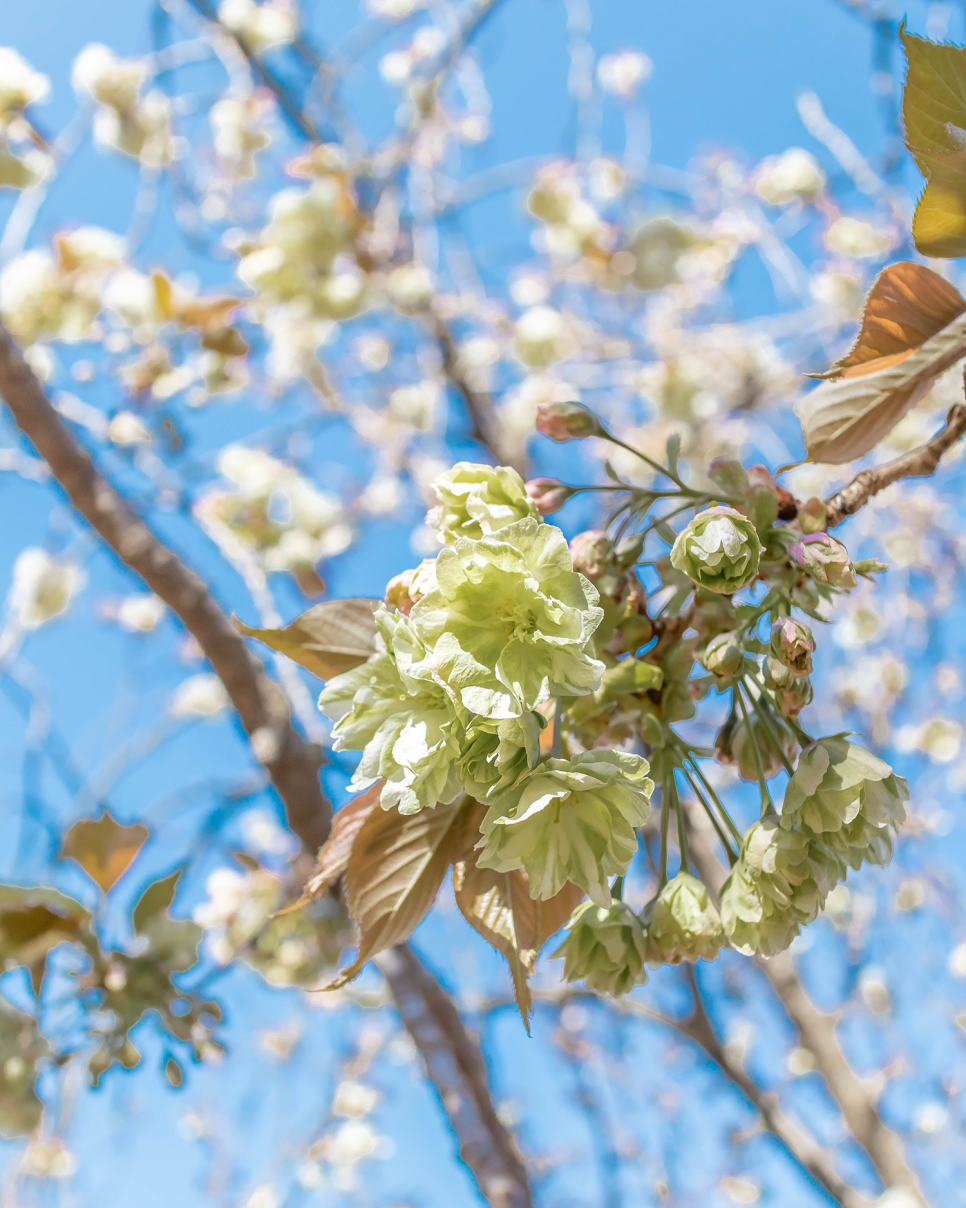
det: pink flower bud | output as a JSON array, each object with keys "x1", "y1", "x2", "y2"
[
  {"x1": 535, "y1": 400, "x2": 603, "y2": 442},
  {"x1": 385, "y1": 558, "x2": 438, "y2": 615},
  {"x1": 525, "y1": 477, "x2": 574, "y2": 514},
  {"x1": 789, "y1": 532, "x2": 856, "y2": 591},
  {"x1": 569, "y1": 530, "x2": 614, "y2": 580}
]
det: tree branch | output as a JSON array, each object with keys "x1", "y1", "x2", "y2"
[
  {"x1": 0, "y1": 321, "x2": 331, "y2": 852},
  {"x1": 426, "y1": 304, "x2": 524, "y2": 473},
  {"x1": 0, "y1": 320, "x2": 534, "y2": 1208},
  {"x1": 527, "y1": 985, "x2": 867, "y2": 1208},
  {"x1": 676, "y1": 967, "x2": 872, "y2": 1208},
  {"x1": 375, "y1": 946, "x2": 532, "y2": 1208},
  {"x1": 824, "y1": 402, "x2": 966, "y2": 528},
  {"x1": 683, "y1": 806, "x2": 930, "y2": 1207}
]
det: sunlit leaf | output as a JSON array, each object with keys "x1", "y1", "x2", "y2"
[
  {"x1": 452, "y1": 806, "x2": 583, "y2": 1029},
  {"x1": 0, "y1": 998, "x2": 48, "y2": 1138},
  {"x1": 291, "y1": 783, "x2": 383, "y2": 911},
  {"x1": 200, "y1": 326, "x2": 249, "y2": 357},
  {"x1": 0, "y1": 885, "x2": 92, "y2": 995},
  {"x1": 912, "y1": 146, "x2": 966, "y2": 258},
  {"x1": 796, "y1": 273, "x2": 966, "y2": 462},
  {"x1": 235, "y1": 598, "x2": 379, "y2": 680},
  {"x1": 330, "y1": 796, "x2": 469, "y2": 988},
  {"x1": 901, "y1": 27, "x2": 966, "y2": 257},
  {"x1": 810, "y1": 263, "x2": 966, "y2": 378},
  {"x1": 132, "y1": 870, "x2": 181, "y2": 935},
  {"x1": 61, "y1": 812, "x2": 149, "y2": 893}
]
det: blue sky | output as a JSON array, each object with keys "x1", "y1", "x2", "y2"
[{"x1": 0, "y1": 2, "x2": 961, "y2": 1206}]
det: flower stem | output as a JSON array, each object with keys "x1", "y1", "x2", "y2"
[
  {"x1": 658, "y1": 778, "x2": 671, "y2": 889},
  {"x1": 678, "y1": 762, "x2": 739, "y2": 865},
  {"x1": 743, "y1": 677, "x2": 796, "y2": 778},
  {"x1": 735, "y1": 683, "x2": 774, "y2": 817},
  {"x1": 669, "y1": 773, "x2": 690, "y2": 876}
]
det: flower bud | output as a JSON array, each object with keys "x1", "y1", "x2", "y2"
[
  {"x1": 769, "y1": 618, "x2": 814, "y2": 677},
  {"x1": 384, "y1": 558, "x2": 437, "y2": 616},
  {"x1": 763, "y1": 657, "x2": 813, "y2": 719},
  {"x1": 552, "y1": 899, "x2": 648, "y2": 996},
  {"x1": 642, "y1": 873, "x2": 724, "y2": 965},
  {"x1": 535, "y1": 400, "x2": 604, "y2": 442},
  {"x1": 669, "y1": 506, "x2": 762, "y2": 595},
  {"x1": 789, "y1": 532, "x2": 856, "y2": 591},
  {"x1": 569, "y1": 530, "x2": 614, "y2": 581},
  {"x1": 796, "y1": 496, "x2": 826, "y2": 534},
  {"x1": 730, "y1": 712, "x2": 798, "y2": 782},
  {"x1": 701, "y1": 632, "x2": 744, "y2": 682},
  {"x1": 525, "y1": 477, "x2": 574, "y2": 514}
]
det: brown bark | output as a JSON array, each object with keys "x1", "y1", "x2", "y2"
[
  {"x1": 0, "y1": 320, "x2": 535, "y2": 1208},
  {"x1": 824, "y1": 401, "x2": 966, "y2": 528}
]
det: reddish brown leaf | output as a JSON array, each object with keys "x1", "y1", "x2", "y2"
[
  {"x1": 330, "y1": 796, "x2": 469, "y2": 988},
  {"x1": 61, "y1": 812, "x2": 149, "y2": 893},
  {"x1": 290, "y1": 782, "x2": 384, "y2": 911},
  {"x1": 453, "y1": 806, "x2": 584, "y2": 1030}
]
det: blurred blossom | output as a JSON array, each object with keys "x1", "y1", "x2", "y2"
[
  {"x1": 72, "y1": 44, "x2": 173, "y2": 166},
  {"x1": 367, "y1": 0, "x2": 424, "y2": 16},
  {"x1": 0, "y1": 47, "x2": 50, "y2": 111},
  {"x1": 786, "y1": 1046, "x2": 816, "y2": 1076},
  {"x1": 385, "y1": 262, "x2": 434, "y2": 313},
  {"x1": 379, "y1": 50, "x2": 412, "y2": 85},
  {"x1": 332, "y1": 1080, "x2": 380, "y2": 1118},
  {"x1": 947, "y1": 941, "x2": 966, "y2": 977},
  {"x1": 825, "y1": 216, "x2": 893, "y2": 260},
  {"x1": 894, "y1": 878, "x2": 925, "y2": 912},
  {"x1": 809, "y1": 267, "x2": 864, "y2": 320},
  {"x1": 509, "y1": 274, "x2": 550, "y2": 307},
  {"x1": 20, "y1": 1139, "x2": 77, "y2": 1179},
  {"x1": 720, "y1": 1175, "x2": 760, "y2": 1204},
  {"x1": 9, "y1": 548, "x2": 82, "y2": 629},
  {"x1": 515, "y1": 306, "x2": 571, "y2": 367},
  {"x1": 913, "y1": 1102, "x2": 948, "y2": 1136},
  {"x1": 352, "y1": 333, "x2": 390, "y2": 370},
  {"x1": 218, "y1": 0, "x2": 297, "y2": 53},
  {"x1": 108, "y1": 410, "x2": 151, "y2": 446},
  {"x1": 596, "y1": 50, "x2": 652, "y2": 100},
  {"x1": 241, "y1": 809, "x2": 295, "y2": 857},
  {"x1": 170, "y1": 673, "x2": 230, "y2": 719},
  {"x1": 318, "y1": 1119, "x2": 381, "y2": 1165},
  {"x1": 241, "y1": 1185, "x2": 280, "y2": 1208},
  {"x1": 258, "y1": 1024, "x2": 301, "y2": 1061},
  {"x1": 859, "y1": 966, "x2": 891, "y2": 1015},
  {"x1": 896, "y1": 718, "x2": 962, "y2": 764},
  {"x1": 754, "y1": 148, "x2": 825, "y2": 206},
  {"x1": 210, "y1": 94, "x2": 273, "y2": 179},
  {"x1": 117, "y1": 593, "x2": 165, "y2": 633}
]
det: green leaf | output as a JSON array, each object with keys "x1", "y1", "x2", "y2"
[
  {"x1": 0, "y1": 997, "x2": 48, "y2": 1138},
  {"x1": 795, "y1": 311, "x2": 966, "y2": 462},
  {"x1": 0, "y1": 886, "x2": 92, "y2": 995},
  {"x1": 665, "y1": 433, "x2": 682, "y2": 477},
  {"x1": 901, "y1": 25, "x2": 966, "y2": 154},
  {"x1": 901, "y1": 26, "x2": 966, "y2": 257},
  {"x1": 912, "y1": 146, "x2": 966, "y2": 257},
  {"x1": 132, "y1": 871, "x2": 182, "y2": 935},
  {"x1": 235, "y1": 598, "x2": 379, "y2": 680},
  {"x1": 61, "y1": 811, "x2": 148, "y2": 893},
  {"x1": 600, "y1": 657, "x2": 663, "y2": 698}
]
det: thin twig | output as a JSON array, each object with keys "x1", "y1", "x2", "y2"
[
  {"x1": 0, "y1": 321, "x2": 331, "y2": 852},
  {"x1": 825, "y1": 403, "x2": 966, "y2": 528}
]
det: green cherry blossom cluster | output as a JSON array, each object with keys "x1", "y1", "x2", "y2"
[
  {"x1": 320, "y1": 408, "x2": 908, "y2": 996},
  {"x1": 320, "y1": 461, "x2": 654, "y2": 908}
]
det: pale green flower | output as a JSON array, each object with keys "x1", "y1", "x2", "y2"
[
  {"x1": 428, "y1": 462, "x2": 539, "y2": 545},
  {"x1": 643, "y1": 873, "x2": 724, "y2": 965},
  {"x1": 720, "y1": 817, "x2": 830, "y2": 957},
  {"x1": 670, "y1": 506, "x2": 761, "y2": 595},
  {"x1": 411, "y1": 517, "x2": 604, "y2": 719},
  {"x1": 318, "y1": 608, "x2": 463, "y2": 814},
  {"x1": 476, "y1": 749, "x2": 652, "y2": 905},
  {"x1": 781, "y1": 737, "x2": 908, "y2": 836},
  {"x1": 456, "y1": 713, "x2": 543, "y2": 802},
  {"x1": 552, "y1": 900, "x2": 647, "y2": 996}
]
